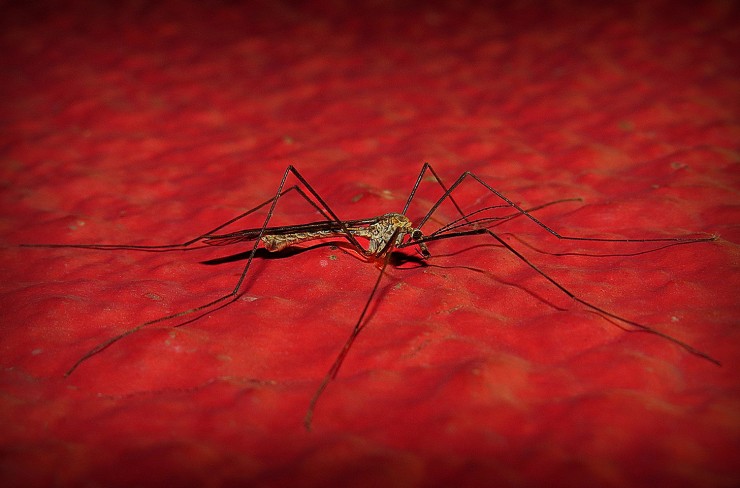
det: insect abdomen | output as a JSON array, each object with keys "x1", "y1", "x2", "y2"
[{"x1": 261, "y1": 231, "x2": 336, "y2": 251}]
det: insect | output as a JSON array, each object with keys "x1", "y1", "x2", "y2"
[{"x1": 23, "y1": 164, "x2": 720, "y2": 428}]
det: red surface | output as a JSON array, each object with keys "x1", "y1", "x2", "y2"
[{"x1": 2, "y1": 1, "x2": 738, "y2": 487}]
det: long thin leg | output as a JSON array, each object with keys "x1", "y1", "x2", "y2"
[
  {"x1": 22, "y1": 185, "x2": 333, "y2": 252},
  {"x1": 429, "y1": 198, "x2": 583, "y2": 237},
  {"x1": 301, "y1": 166, "x2": 453, "y2": 427},
  {"x1": 304, "y1": 249, "x2": 394, "y2": 430},
  {"x1": 484, "y1": 229, "x2": 721, "y2": 365},
  {"x1": 58, "y1": 166, "x2": 374, "y2": 376},
  {"x1": 416, "y1": 169, "x2": 717, "y2": 244},
  {"x1": 399, "y1": 166, "x2": 715, "y2": 261},
  {"x1": 400, "y1": 166, "x2": 719, "y2": 364},
  {"x1": 401, "y1": 162, "x2": 467, "y2": 218}
]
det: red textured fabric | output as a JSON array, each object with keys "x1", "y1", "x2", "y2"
[{"x1": 2, "y1": 1, "x2": 738, "y2": 487}]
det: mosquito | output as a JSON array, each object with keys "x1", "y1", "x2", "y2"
[{"x1": 23, "y1": 164, "x2": 720, "y2": 428}]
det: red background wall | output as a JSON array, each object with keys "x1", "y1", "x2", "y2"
[{"x1": 2, "y1": 1, "x2": 738, "y2": 487}]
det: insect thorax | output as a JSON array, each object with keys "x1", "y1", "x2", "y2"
[{"x1": 365, "y1": 213, "x2": 415, "y2": 255}]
